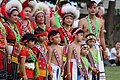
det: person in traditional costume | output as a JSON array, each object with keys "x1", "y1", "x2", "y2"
[
  {"x1": 66, "y1": 28, "x2": 84, "y2": 80},
  {"x1": 32, "y1": 28, "x2": 48, "y2": 80},
  {"x1": 57, "y1": 5, "x2": 80, "y2": 64},
  {"x1": 19, "y1": 33, "x2": 37, "y2": 80},
  {"x1": 48, "y1": 30, "x2": 64, "y2": 80},
  {"x1": 0, "y1": 1, "x2": 10, "y2": 78},
  {"x1": 34, "y1": 2, "x2": 52, "y2": 33},
  {"x1": 20, "y1": 0, "x2": 37, "y2": 36},
  {"x1": 86, "y1": 33, "x2": 99, "y2": 80},
  {"x1": 80, "y1": 44, "x2": 90, "y2": 80},
  {"x1": 3, "y1": 0, "x2": 22, "y2": 79},
  {"x1": 78, "y1": 1, "x2": 107, "y2": 80}
]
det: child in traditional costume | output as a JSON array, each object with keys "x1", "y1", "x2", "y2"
[
  {"x1": 66, "y1": 28, "x2": 84, "y2": 80},
  {"x1": 48, "y1": 30, "x2": 64, "y2": 80},
  {"x1": 19, "y1": 33, "x2": 37, "y2": 80},
  {"x1": 32, "y1": 28, "x2": 48, "y2": 80},
  {"x1": 86, "y1": 33, "x2": 99, "y2": 80},
  {"x1": 80, "y1": 44, "x2": 90, "y2": 80},
  {"x1": 57, "y1": 5, "x2": 80, "y2": 64}
]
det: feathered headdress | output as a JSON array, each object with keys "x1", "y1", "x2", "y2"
[
  {"x1": 34, "y1": 2, "x2": 50, "y2": 17},
  {"x1": 61, "y1": 5, "x2": 80, "y2": 20},
  {"x1": 5, "y1": 0, "x2": 22, "y2": 14}
]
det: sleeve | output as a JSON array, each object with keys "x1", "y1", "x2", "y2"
[
  {"x1": 32, "y1": 47, "x2": 39, "y2": 58},
  {"x1": 20, "y1": 49, "x2": 28, "y2": 57},
  {"x1": 111, "y1": 48, "x2": 116, "y2": 54},
  {"x1": 31, "y1": 21, "x2": 36, "y2": 30}
]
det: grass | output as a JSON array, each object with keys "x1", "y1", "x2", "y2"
[{"x1": 105, "y1": 66, "x2": 120, "y2": 80}]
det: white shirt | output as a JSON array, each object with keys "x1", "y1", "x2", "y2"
[{"x1": 109, "y1": 48, "x2": 120, "y2": 60}]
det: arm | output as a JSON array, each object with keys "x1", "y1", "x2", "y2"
[
  {"x1": 78, "y1": 19, "x2": 84, "y2": 28},
  {"x1": 5, "y1": 37, "x2": 11, "y2": 63},
  {"x1": 67, "y1": 45, "x2": 72, "y2": 80},
  {"x1": 99, "y1": 21, "x2": 107, "y2": 56},
  {"x1": 47, "y1": 46, "x2": 53, "y2": 76},
  {"x1": 21, "y1": 56, "x2": 28, "y2": 80},
  {"x1": 100, "y1": 21, "x2": 106, "y2": 51}
]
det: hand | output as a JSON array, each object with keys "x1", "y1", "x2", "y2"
[
  {"x1": 103, "y1": 51, "x2": 108, "y2": 59},
  {"x1": 67, "y1": 73, "x2": 71, "y2": 80},
  {"x1": 8, "y1": 55, "x2": 11, "y2": 64},
  {"x1": 61, "y1": 71, "x2": 64, "y2": 77},
  {"x1": 23, "y1": 76, "x2": 28, "y2": 80}
]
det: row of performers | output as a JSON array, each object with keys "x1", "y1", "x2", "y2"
[{"x1": 0, "y1": 0, "x2": 107, "y2": 80}]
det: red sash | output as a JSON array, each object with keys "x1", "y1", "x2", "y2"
[
  {"x1": 52, "y1": 48, "x2": 62, "y2": 67},
  {"x1": 34, "y1": 44, "x2": 47, "y2": 62}
]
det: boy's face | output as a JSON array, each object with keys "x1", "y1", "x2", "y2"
[
  {"x1": 87, "y1": 3, "x2": 97, "y2": 15},
  {"x1": 76, "y1": 33, "x2": 84, "y2": 42},
  {"x1": 87, "y1": 39, "x2": 96, "y2": 47},
  {"x1": 51, "y1": 33, "x2": 61, "y2": 44},
  {"x1": 26, "y1": 40, "x2": 35, "y2": 48},
  {"x1": 38, "y1": 35, "x2": 46, "y2": 43},
  {"x1": 81, "y1": 47, "x2": 89, "y2": 56}
]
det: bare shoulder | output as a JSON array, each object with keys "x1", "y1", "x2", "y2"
[
  {"x1": 97, "y1": 18, "x2": 104, "y2": 24},
  {"x1": 78, "y1": 17, "x2": 87, "y2": 28},
  {"x1": 48, "y1": 46, "x2": 53, "y2": 52},
  {"x1": 79, "y1": 17, "x2": 87, "y2": 23}
]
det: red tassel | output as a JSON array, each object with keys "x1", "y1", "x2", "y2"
[
  {"x1": 20, "y1": 9, "x2": 24, "y2": 20},
  {"x1": 49, "y1": 7, "x2": 52, "y2": 18},
  {"x1": 1, "y1": 2, "x2": 8, "y2": 18}
]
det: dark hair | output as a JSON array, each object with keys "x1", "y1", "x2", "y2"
[
  {"x1": 60, "y1": 1, "x2": 71, "y2": 7},
  {"x1": 48, "y1": 30, "x2": 60, "y2": 42},
  {"x1": 34, "y1": 27, "x2": 44, "y2": 35},
  {"x1": 85, "y1": 33, "x2": 96, "y2": 43},
  {"x1": 35, "y1": 13, "x2": 46, "y2": 24},
  {"x1": 71, "y1": 28, "x2": 84, "y2": 35},
  {"x1": 7, "y1": 9, "x2": 19, "y2": 17},
  {"x1": 87, "y1": 1, "x2": 97, "y2": 9},
  {"x1": 22, "y1": 33, "x2": 37, "y2": 45}
]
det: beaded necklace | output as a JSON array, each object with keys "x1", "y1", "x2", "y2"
[
  {"x1": 7, "y1": 21, "x2": 20, "y2": 42},
  {"x1": 0, "y1": 22, "x2": 6, "y2": 36},
  {"x1": 87, "y1": 16, "x2": 99, "y2": 36}
]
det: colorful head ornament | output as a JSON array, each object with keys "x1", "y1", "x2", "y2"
[
  {"x1": 61, "y1": 5, "x2": 80, "y2": 20},
  {"x1": 72, "y1": 28, "x2": 82, "y2": 37},
  {"x1": 86, "y1": 33, "x2": 96, "y2": 42},
  {"x1": 22, "y1": 0, "x2": 37, "y2": 15},
  {"x1": 5, "y1": 0, "x2": 22, "y2": 15},
  {"x1": 81, "y1": 44, "x2": 90, "y2": 50},
  {"x1": 34, "y1": 2, "x2": 50, "y2": 17}
]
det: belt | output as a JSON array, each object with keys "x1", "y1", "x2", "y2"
[
  {"x1": 0, "y1": 49, "x2": 5, "y2": 52},
  {"x1": 8, "y1": 42, "x2": 14, "y2": 46}
]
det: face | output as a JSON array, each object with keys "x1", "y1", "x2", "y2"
[
  {"x1": 38, "y1": 35, "x2": 47, "y2": 43},
  {"x1": 24, "y1": 7, "x2": 32, "y2": 19},
  {"x1": 115, "y1": 42, "x2": 120, "y2": 48},
  {"x1": 26, "y1": 40, "x2": 35, "y2": 48},
  {"x1": 63, "y1": 15, "x2": 74, "y2": 26},
  {"x1": 36, "y1": 13, "x2": 45, "y2": 24},
  {"x1": 76, "y1": 33, "x2": 84, "y2": 42},
  {"x1": 81, "y1": 47, "x2": 89, "y2": 56},
  {"x1": 97, "y1": 7, "x2": 104, "y2": 17},
  {"x1": 9, "y1": 10, "x2": 19, "y2": 23},
  {"x1": 87, "y1": 39, "x2": 96, "y2": 47},
  {"x1": 87, "y1": 3, "x2": 97, "y2": 15},
  {"x1": 51, "y1": 33, "x2": 61, "y2": 44}
]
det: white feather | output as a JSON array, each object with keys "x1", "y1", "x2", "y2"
[
  {"x1": 5, "y1": 0, "x2": 22, "y2": 13},
  {"x1": 61, "y1": 6, "x2": 80, "y2": 20}
]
